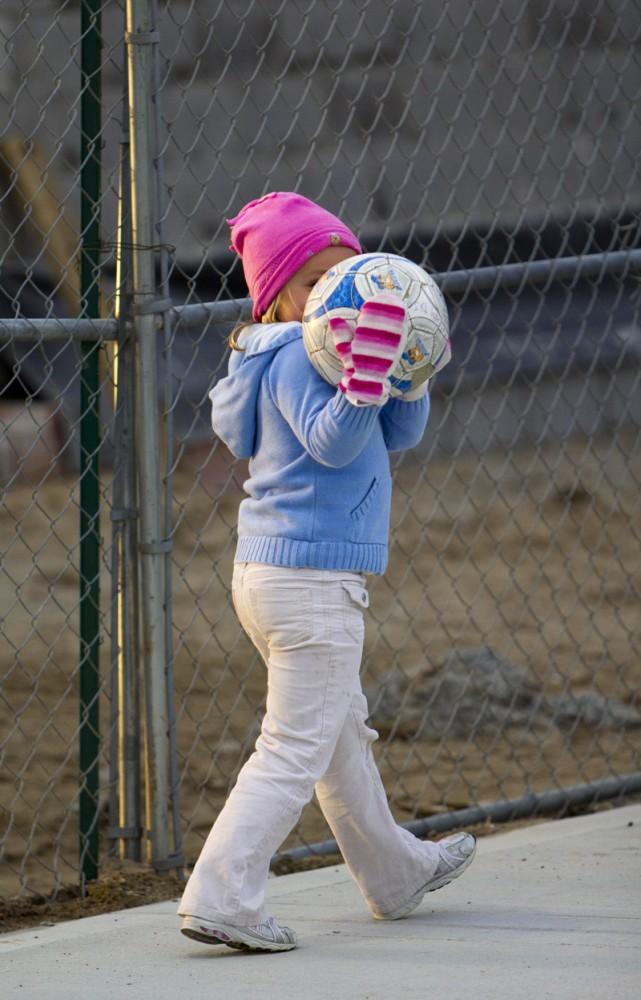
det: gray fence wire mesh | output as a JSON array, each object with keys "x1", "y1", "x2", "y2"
[{"x1": 1, "y1": 0, "x2": 641, "y2": 901}]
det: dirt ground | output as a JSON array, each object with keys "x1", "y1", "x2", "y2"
[{"x1": 1, "y1": 429, "x2": 640, "y2": 929}]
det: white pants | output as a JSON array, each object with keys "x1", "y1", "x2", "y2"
[{"x1": 177, "y1": 563, "x2": 440, "y2": 925}]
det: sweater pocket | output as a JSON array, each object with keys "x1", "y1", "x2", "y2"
[
  {"x1": 350, "y1": 476, "x2": 380, "y2": 521},
  {"x1": 349, "y1": 476, "x2": 383, "y2": 542}
]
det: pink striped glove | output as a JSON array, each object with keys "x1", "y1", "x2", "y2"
[{"x1": 329, "y1": 293, "x2": 408, "y2": 407}]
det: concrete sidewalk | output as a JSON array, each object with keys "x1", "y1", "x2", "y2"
[{"x1": 2, "y1": 804, "x2": 640, "y2": 1000}]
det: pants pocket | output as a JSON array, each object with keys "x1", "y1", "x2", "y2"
[
  {"x1": 341, "y1": 581, "x2": 369, "y2": 608},
  {"x1": 246, "y1": 584, "x2": 314, "y2": 646},
  {"x1": 340, "y1": 581, "x2": 368, "y2": 640}
]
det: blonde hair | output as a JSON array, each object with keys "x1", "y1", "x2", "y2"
[
  {"x1": 228, "y1": 292, "x2": 283, "y2": 351},
  {"x1": 261, "y1": 297, "x2": 281, "y2": 324}
]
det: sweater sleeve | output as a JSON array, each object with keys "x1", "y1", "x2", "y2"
[
  {"x1": 379, "y1": 393, "x2": 430, "y2": 452},
  {"x1": 268, "y1": 340, "x2": 381, "y2": 468}
]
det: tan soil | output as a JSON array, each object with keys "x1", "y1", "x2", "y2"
[{"x1": 1, "y1": 431, "x2": 640, "y2": 929}]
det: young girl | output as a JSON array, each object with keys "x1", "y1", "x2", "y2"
[{"x1": 178, "y1": 192, "x2": 476, "y2": 953}]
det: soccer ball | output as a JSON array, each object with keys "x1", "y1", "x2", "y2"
[{"x1": 302, "y1": 253, "x2": 450, "y2": 396}]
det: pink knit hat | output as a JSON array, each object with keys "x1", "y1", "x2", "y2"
[{"x1": 227, "y1": 192, "x2": 362, "y2": 320}]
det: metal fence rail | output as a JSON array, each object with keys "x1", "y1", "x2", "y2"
[
  {"x1": 3, "y1": 245, "x2": 641, "y2": 341},
  {"x1": 1, "y1": 0, "x2": 640, "y2": 903}
]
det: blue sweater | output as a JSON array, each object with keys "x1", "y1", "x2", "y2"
[{"x1": 209, "y1": 322, "x2": 430, "y2": 575}]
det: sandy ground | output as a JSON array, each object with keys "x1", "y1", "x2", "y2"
[{"x1": 1, "y1": 430, "x2": 640, "y2": 915}]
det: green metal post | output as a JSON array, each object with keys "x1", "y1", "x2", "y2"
[{"x1": 79, "y1": 0, "x2": 102, "y2": 887}]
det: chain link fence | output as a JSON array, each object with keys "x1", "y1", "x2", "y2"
[{"x1": 1, "y1": 0, "x2": 640, "y2": 903}]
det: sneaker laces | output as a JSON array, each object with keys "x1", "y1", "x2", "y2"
[
  {"x1": 252, "y1": 916, "x2": 295, "y2": 943},
  {"x1": 434, "y1": 833, "x2": 474, "y2": 876}
]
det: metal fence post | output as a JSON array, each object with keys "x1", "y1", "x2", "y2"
[
  {"x1": 78, "y1": 0, "x2": 102, "y2": 889},
  {"x1": 108, "y1": 71, "x2": 142, "y2": 863},
  {"x1": 151, "y1": 0, "x2": 184, "y2": 876},
  {"x1": 124, "y1": 0, "x2": 170, "y2": 867}
]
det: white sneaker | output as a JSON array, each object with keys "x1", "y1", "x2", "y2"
[
  {"x1": 180, "y1": 914, "x2": 297, "y2": 952},
  {"x1": 375, "y1": 831, "x2": 477, "y2": 920}
]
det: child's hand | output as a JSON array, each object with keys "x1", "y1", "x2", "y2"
[{"x1": 329, "y1": 293, "x2": 408, "y2": 407}]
